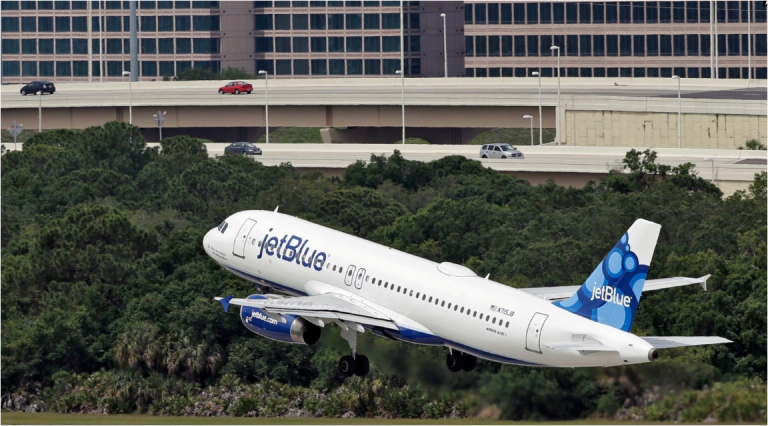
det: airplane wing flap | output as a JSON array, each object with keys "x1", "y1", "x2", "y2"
[
  {"x1": 545, "y1": 335, "x2": 618, "y2": 352},
  {"x1": 642, "y1": 336, "x2": 732, "y2": 348}
]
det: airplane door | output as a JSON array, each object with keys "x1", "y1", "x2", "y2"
[
  {"x1": 354, "y1": 268, "x2": 366, "y2": 289},
  {"x1": 344, "y1": 266, "x2": 356, "y2": 286},
  {"x1": 233, "y1": 219, "x2": 257, "y2": 259},
  {"x1": 525, "y1": 313, "x2": 548, "y2": 354}
]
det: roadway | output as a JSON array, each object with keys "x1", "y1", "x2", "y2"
[
  {"x1": 155, "y1": 143, "x2": 767, "y2": 195},
  {"x1": 2, "y1": 77, "x2": 765, "y2": 110}
]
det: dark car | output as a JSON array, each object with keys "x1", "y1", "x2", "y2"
[
  {"x1": 224, "y1": 142, "x2": 262, "y2": 156},
  {"x1": 20, "y1": 80, "x2": 55, "y2": 96}
]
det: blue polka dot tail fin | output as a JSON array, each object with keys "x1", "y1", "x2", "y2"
[{"x1": 553, "y1": 219, "x2": 661, "y2": 332}]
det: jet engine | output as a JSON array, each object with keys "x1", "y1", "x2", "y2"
[{"x1": 239, "y1": 294, "x2": 321, "y2": 345}]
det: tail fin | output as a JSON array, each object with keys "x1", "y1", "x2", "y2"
[{"x1": 554, "y1": 219, "x2": 661, "y2": 332}]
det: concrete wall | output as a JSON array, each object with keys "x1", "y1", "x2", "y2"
[{"x1": 566, "y1": 110, "x2": 767, "y2": 149}]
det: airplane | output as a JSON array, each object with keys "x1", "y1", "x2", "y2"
[{"x1": 207, "y1": 209, "x2": 731, "y2": 377}]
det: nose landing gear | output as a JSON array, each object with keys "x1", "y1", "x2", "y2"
[
  {"x1": 446, "y1": 350, "x2": 477, "y2": 372},
  {"x1": 336, "y1": 320, "x2": 370, "y2": 377}
]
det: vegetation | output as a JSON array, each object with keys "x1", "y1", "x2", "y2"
[
  {"x1": 740, "y1": 138, "x2": 767, "y2": 150},
  {"x1": 172, "y1": 67, "x2": 256, "y2": 82},
  {"x1": 1, "y1": 123, "x2": 765, "y2": 422},
  {"x1": 470, "y1": 128, "x2": 557, "y2": 146},
  {"x1": 258, "y1": 127, "x2": 324, "y2": 144}
]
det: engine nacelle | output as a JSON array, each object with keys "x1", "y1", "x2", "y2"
[{"x1": 240, "y1": 295, "x2": 321, "y2": 345}]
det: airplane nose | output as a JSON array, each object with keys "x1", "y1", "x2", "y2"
[{"x1": 203, "y1": 229, "x2": 213, "y2": 256}]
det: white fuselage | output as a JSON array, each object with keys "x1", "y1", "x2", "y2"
[{"x1": 204, "y1": 210, "x2": 656, "y2": 367}]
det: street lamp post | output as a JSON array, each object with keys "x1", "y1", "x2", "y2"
[
  {"x1": 258, "y1": 70, "x2": 269, "y2": 144},
  {"x1": 523, "y1": 115, "x2": 533, "y2": 146},
  {"x1": 122, "y1": 71, "x2": 132, "y2": 124},
  {"x1": 704, "y1": 157, "x2": 715, "y2": 182},
  {"x1": 531, "y1": 71, "x2": 542, "y2": 145},
  {"x1": 38, "y1": 90, "x2": 42, "y2": 132},
  {"x1": 549, "y1": 45, "x2": 560, "y2": 146},
  {"x1": 396, "y1": 70, "x2": 405, "y2": 144},
  {"x1": 672, "y1": 75, "x2": 681, "y2": 148},
  {"x1": 440, "y1": 13, "x2": 447, "y2": 78}
]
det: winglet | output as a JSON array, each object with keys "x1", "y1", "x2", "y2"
[
  {"x1": 699, "y1": 274, "x2": 711, "y2": 291},
  {"x1": 214, "y1": 295, "x2": 235, "y2": 313},
  {"x1": 274, "y1": 206, "x2": 279, "y2": 213}
]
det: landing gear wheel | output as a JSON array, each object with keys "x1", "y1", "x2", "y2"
[
  {"x1": 446, "y1": 353, "x2": 464, "y2": 372},
  {"x1": 354, "y1": 355, "x2": 370, "y2": 377},
  {"x1": 339, "y1": 355, "x2": 357, "y2": 377},
  {"x1": 234, "y1": 89, "x2": 240, "y2": 95},
  {"x1": 461, "y1": 354, "x2": 477, "y2": 372}
]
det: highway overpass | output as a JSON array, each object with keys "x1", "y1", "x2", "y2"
[{"x1": 2, "y1": 77, "x2": 765, "y2": 148}]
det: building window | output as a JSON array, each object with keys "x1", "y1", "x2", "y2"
[
  {"x1": 347, "y1": 59, "x2": 362, "y2": 75},
  {"x1": 293, "y1": 14, "x2": 308, "y2": 29},
  {"x1": 566, "y1": 34, "x2": 578, "y2": 56},
  {"x1": 176, "y1": 60, "x2": 191, "y2": 74},
  {"x1": 140, "y1": 0, "x2": 156, "y2": 8},
  {"x1": 2, "y1": 39, "x2": 20, "y2": 54},
  {"x1": 176, "y1": 15, "x2": 191, "y2": 31},
  {"x1": 141, "y1": 16, "x2": 156, "y2": 32},
  {"x1": 56, "y1": 38, "x2": 71, "y2": 54},
  {"x1": 328, "y1": 13, "x2": 343, "y2": 29},
  {"x1": 727, "y1": 33, "x2": 739, "y2": 56},
  {"x1": 513, "y1": 3, "x2": 523, "y2": 24},
  {"x1": 73, "y1": 38, "x2": 88, "y2": 54},
  {"x1": 660, "y1": 1, "x2": 671, "y2": 22},
  {"x1": 381, "y1": 13, "x2": 398, "y2": 29},
  {"x1": 501, "y1": 3, "x2": 512, "y2": 23},
  {"x1": 605, "y1": 2, "x2": 617, "y2": 22},
  {"x1": 311, "y1": 59, "x2": 327, "y2": 75},
  {"x1": 158, "y1": 38, "x2": 173, "y2": 54},
  {"x1": 700, "y1": 34, "x2": 711, "y2": 56},
  {"x1": 687, "y1": 34, "x2": 699, "y2": 56},
  {"x1": 22, "y1": 61, "x2": 37, "y2": 77},
  {"x1": 3, "y1": 61, "x2": 20, "y2": 77},
  {"x1": 39, "y1": 61, "x2": 54, "y2": 76},
  {"x1": 142, "y1": 61, "x2": 158, "y2": 76},
  {"x1": 632, "y1": 1, "x2": 644, "y2": 23},
  {"x1": 476, "y1": 68, "x2": 487, "y2": 77},
  {"x1": 527, "y1": 35, "x2": 538, "y2": 56},
  {"x1": 594, "y1": 35, "x2": 605, "y2": 56},
  {"x1": 159, "y1": 61, "x2": 174, "y2": 77},
  {"x1": 272, "y1": 14, "x2": 289, "y2": 30},
  {"x1": 592, "y1": 2, "x2": 604, "y2": 23},
  {"x1": 55, "y1": 16, "x2": 70, "y2": 32},
  {"x1": 409, "y1": 12, "x2": 419, "y2": 29},
  {"x1": 56, "y1": 61, "x2": 72, "y2": 76},
  {"x1": 106, "y1": 16, "x2": 121, "y2": 32},
  {"x1": 527, "y1": 2, "x2": 538, "y2": 23},
  {"x1": 176, "y1": 38, "x2": 191, "y2": 54},
  {"x1": 255, "y1": 14, "x2": 273, "y2": 30},
  {"x1": 382, "y1": 36, "x2": 398, "y2": 52},
  {"x1": 688, "y1": 67, "x2": 700, "y2": 78},
  {"x1": 674, "y1": 34, "x2": 685, "y2": 56},
  {"x1": 382, "y1": 58, "x2": 398, "y2": 75},
  {"x1": 488, "y1": 35, "x2": 500, "y2": 57},
  {"x1": 477, "y1": 3, "x2": 487, "y2": 24},
  {"x1": 409, "y1": 35, "x2": 419, "y2": 52},
  {"x1": 579, "y1": 2, "x2": 590, "y2": 23},
  {"x1": 476, "y1": 35, "x2": 487, "y2": 56},
  {"x1": 311, "y1": 36, "x2": 326, "y2": 52},
  {"x1": 646, "y1": 1, "x2": 658, "y2": 23},
  {"x1": 346, "y1": 13, "x2": 361, "y2": 29},
  {"x1": 566, "y1": 2, "x2": 578, "y2": 23},
  {"x1": 687, "y1": 1, "x2": 698, "y2": 22},
  {"x1": 647, "y1": 34, "x2": 659, "y2": 56},
  {"x1": 594, "y1": 67, "x2": 606, "y2": 77},
  {"x1": 717, "y1": 34, "x2": 726, "y2": 56},
  {"x1": 71, "y1": 16, "x2": 87, "y2": 32},
  {"x1": 22, "y1": 39, "x2": 37, "y2": 54},
  {"x1": 364, "y1": 13, "x2": 379, "y2": 29},
  {"x1": 38, "y1": 38, "x2": 53, "y2": 54},
  {"x1": 580, "y1": 34, "x2": 592, "y2": 56},
  {"x1": 255, "y1": 59, "x2": 273, "y2": 74},
  {"x1": 294, "y1": 59, "x2": 309, "y2": 75},
  {"x1": 756, "y1": 34, "x2": 767, "y2": 55},
  {"x1": 158, "y1": 1, "x2": 173, "y2": 8},
  {"x1": 673, "y1": 0, "x2": 685, "y2": 22},
  {"x1": 140, "y1": 38, "x2": 156, "y2": 54},
  {"x1": 364, "y1": 58, "x2": 380, "y2": 75},
  {"x1": 501, "y1": 35, "x2": 512, "y2": 56},
  {"x1": 552, "y1": 2, "x2": 564, "y2": 23},
  {"x1": 293, "y1": 37, "x2": 308, "y2": 52},
  {"x1": 194, "y1": 38, "x2": 219, "y2": 53},
  {"x1": 620, "y1": 34, "x2": 631, "y2": 56},
  {"x1": 37, "y1": 16, "x2": 53, "y2": 32},
  {"x1": 107, "y1": 38, "x2": 122, "y2": 54},
  {"x1": 514, "y1": 35, "x2": 525, "y2": 56},
  {"x1": 38, "y1": 1, "x2": 53, "y2": 9},
  {"x1": 22, "y1": 16, "x2": 36, "y2": 32},
  {"x1": 411, "y1": 57, "x2": 420, "y2": 75},
  {"x1": 310, "y1": 13, "x2": 326, "y2": 29},
  {"x1": 275, "y1": 37, "x2": 291, "y2": 52},
  {"x1": 2, "y1": 1, "x2": 20, "y2": 10},
  {"x1": 607, "y1": 34, "x2": 618, "y2": 56},
  {"x1": 255, "y1": 37, "x2": 273, "y2": 52},
  {"x1": 465, "y1": 36, "x2": 473, "y2": 56},
  {"x1": 700, "y1": 1, "x2": 711, "y2": 22},
  {"x1": 2, "y1": 17, "x2": 20, "y2": 32},
  {"x1": 194, "y1": 15, "x2": 219, "y2": 31},
  {"x1": 538, "y1": 2, "x2": 550, "y2": 23},
  {"x1": 364, "y1": 36, "x2": 379, "y2": 52},
  {"x1": 487, "y1": 3, "x2": 499, "y2": 24},
  {"x1": 276, "y1": 59, "x2": 291, "y2": 75},
  {"x1": 346, "y1": 36, "x2": 361, "y2": 52},
  {"x1": 158, "y1": 16, "x2": 173, "y2": 31},
  {"x1": 619, "y1": 1, "x2": 630, "y2": 23},
  {"x1": 660, "y1": 34, "x2": 672, "y2": 56},
  {"x1": 633, "y1": 34, "x2": 644, "y2": 56},
  {"x1": 465, "y1": 3, "x2": 473, "y2": 23}
]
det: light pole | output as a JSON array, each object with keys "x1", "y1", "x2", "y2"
[
  {"x1": 672, "y1": 75, "x2": 681, "y2": 148},
  {"x1": 549, "y1": 45, "x2": 560, "y2": 146},
  {"x1": 258, "y1": 70, "x2": 269, "y2": 144},
  {"x1": 704, "y1": 157, "x2": 715, "y2": 182},
  {"x1": 531, "y1": 71, "x2": 542, "y2": 145},
  {"x1": 38, "y1": 89, "x2": 42, "y2": 132},
  {"x1": 122, "y1": 70, "x2": 132, "y2": 125},
  {"x1": 396, "y1": 70, "x2": 405, "y2": 144},
  {"x1": 441, "y1": 13, "x2": 447, "y2": 78},
  {"x1": 523, "y1": 115, "x2": 533, "y2": 146}
]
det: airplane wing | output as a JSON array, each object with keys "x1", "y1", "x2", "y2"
[
  {"x1": 519, "y1": 275, "x2": 711, "y2": 302},
  {"x1": 545, "y1": 335, "x2": 618, "y2": 352},
  {"x1": 215, "y1": 293, "x2": 399, "y2": 330},
  {"x1": 641, "y1": 336, "x2": 732, "y2": 348}
]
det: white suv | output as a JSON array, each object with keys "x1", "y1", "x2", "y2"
[{"x1": 480, "y1": 143, "x2": 524, "y2": 159}]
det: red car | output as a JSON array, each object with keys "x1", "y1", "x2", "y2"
[{"x1": 218, "y1": 81, "x2": 253, "y2": 95}]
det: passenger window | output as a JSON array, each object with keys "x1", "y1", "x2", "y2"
[
  {"x1": 479, "y1": 313, "x2": 483, "y2": 320},
  {"x1": 505, "y1": 321, "x2": 509, "y2": 328},
  {"x1": 481, "y1": 145, "x2": 487, "y2": 150},
  {"x1": 494, "y1": 146, "x2": 501, "y2": 151},
  {"x1": 460, "y1": 307, "x2": 464, "y2": 313},
  {"x1": 258, "y1": 240, "x2": 262, "y2": 247},
  {"x1": 397, "y1": 286, "x2": 401, "y2": 292},
  {"x1": 384, "y1": 282, "x2": 388, "y2": 289},
  {"x1": 378, "y1": 279, "x2": 382, "y2": 285},
  {"x1": 454, "y1": 305, "x2": 458, "y2": 311},
  {"x1": 333, "y1": 265, "x2": 337, "y2": 271},
  {"x1": 428, "y1": 296, "x2": 433, "y2": 302},
  {"x1": 473, "y1": 311, "x2": 477, "y2": 317},
  {"x1": 366, "y1": 276, "x2": 370, "y2": 282},
  {"x1": 409, "y1": 290, "x2": 413, "y2": 296},
  {"x1": 492, "y1": 318, "x2": 496, "y2": 324},
  {"x1": 447, "y1": 303, "x2": 451, "y2": 309},
  {"x1": 416, "y1": 292, "x2": 420, "y2": 298},
  {"x1": 339, "y1": 268, "x2": 343, "y2": 274},
  {"x1": 441, "y1": 301, "x2": 445, "y2": 307}
]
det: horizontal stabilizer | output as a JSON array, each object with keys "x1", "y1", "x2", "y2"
[
  {"x1": 642, "y1": 336, "x2": 732, "y2": 349},
  {"x1": 546, "y1": 335, "x2": 618, "y2": 352}
]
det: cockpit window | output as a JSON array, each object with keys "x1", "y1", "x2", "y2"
[{"x1": 218, "y1": 221, "x2": 228, "y2": 233}]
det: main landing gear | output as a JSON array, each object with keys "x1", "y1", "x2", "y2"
[
  {"x1": 337, "y1": 320, "x2": 370, "y2": 377},
  {"x1": 446, "y1": 350, "x2": 477, "y2": 372}
]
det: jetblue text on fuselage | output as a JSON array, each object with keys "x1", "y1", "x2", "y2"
[
  {"x1": 257, "y1": 228, "x2": 327, "y2": 272},
  {"x1": 590, "y1": 284, "x2": 631, "y2": 307}
]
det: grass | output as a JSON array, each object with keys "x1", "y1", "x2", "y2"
[
  {"x1": 257, "y1": 127, "x2": 324, "y2": 144},
  {"x1": 0, "y1": 413, "x2": 692, "y2": 425},
  {"x1": 470, "y1": 128, "x2": 556, "y2": 146}
]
